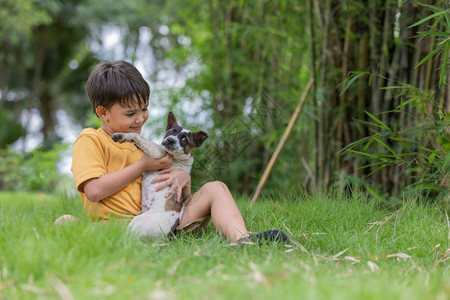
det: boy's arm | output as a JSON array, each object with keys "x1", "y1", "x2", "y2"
[{"x1": 82, "y1": 154, "x2": 172, "y2": 202}]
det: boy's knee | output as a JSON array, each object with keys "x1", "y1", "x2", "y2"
[{"x1": 202, "y1": 181, "x2": 228, "y2": 192}]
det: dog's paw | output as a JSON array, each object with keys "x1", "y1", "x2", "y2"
[
  {"x1": 112, "y1": 133, "x2": 135, "y2": 143},
  {"x1": 112, "y1": 133, "x2": 124, "y2": 142}
]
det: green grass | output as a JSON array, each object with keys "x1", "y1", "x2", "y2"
[{"x1": 0, "y1": 190, "x2": 449, "y2": 299}]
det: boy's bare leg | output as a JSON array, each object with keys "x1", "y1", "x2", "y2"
[{"x1": 179, "y1": 181, "x2": 249, "y2": 242}]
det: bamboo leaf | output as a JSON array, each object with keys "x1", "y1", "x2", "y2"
[
  {"x1": 359, "y1": 120, "x2": 387, "y2": 130},
  {"x1": 420, "y1": 4, "x2": 447, "y2": 12},
  {"x1": 347, "y1": 149, "x2": 395, "y2": 160},
  {"x1": 360, "y1": 161, "x2": 388, "y2": 169},
  {"x1": 339, "y1": 72, "x2": 370, "y2": 96},
  {"x1": 373, "y1": 137, "x2": 397, "y2": 157},
  {"x1": 421, "y1": 186, "x2": 443, "y2": 191},
  {"x1": 363, "y1": 138, "x2": 374, "y2": 151},
  {"x1": 394, "y1": 98, "x2": 416, "y2": 110},
  {"x1": 346, "y1": 149, "x2": 379, "y2": 158},
  {"x1": 416, "y1": 43, "x2": 446, "y2": 68},
  {"x1": 417, "y1": 31, "x2": 450, "y2": 37},
  {"x1": 338, "y1": 135, "x2": 380, "y2": 154},
  {"x1": 365, "y1": 111, "x2": 391, "y2": 131},
  {"x1": 380, "y1": 85, "x2": 407, "y2": 90},
  {"x1": 444, "y1": 8, "x2": 450, "y2": 28},
  {"x1": 367, "y1": 164, "x2": 390, "y2": 176},
  {"x1": 408, "y1": 10, "x2": 446, "y2": 28},
  {"x1": 438, "y1": 37, "x2": 450, "y2": 46}
]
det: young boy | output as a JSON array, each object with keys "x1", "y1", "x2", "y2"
[{"x1": 67, "y1": 60, "x2": 288, "y2": 244}]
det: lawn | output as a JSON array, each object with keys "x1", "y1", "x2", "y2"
[{"x1": 0, "y1": 190, "x2": 449, "y2": 299}]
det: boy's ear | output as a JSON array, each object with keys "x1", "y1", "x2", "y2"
[
  {"x1": 193, "y1": 131, "x2": 208, "y2": 147},
  {"x1": 95, "y1": 106, "x2": 108, "y2": 121},
  {"x1": 166, "y1": 111, "x2": 179, "y2": 131}
]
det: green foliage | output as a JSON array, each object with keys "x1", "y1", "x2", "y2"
[
  {"x1": 410, "y1": 4, "x2": 450, "y2": 87},
  {"x1": 2, "y1": 0, "x2": 449, "y2": 200},
  {"x1": 0, "y1": 144, "x2": 69, "y2": 191},
  {"x1": 341, "y1": 84, "x2": 449, "y2": 201},
  {"x1": 339, "y1": 5, "x2": 450, "y2": 203},
  {"x1": 0, "y1": 191, "x2": 448, "y2": 299},
  {"x1": 144, "y1": 0, "x2": 311, "y2": 194},
  {"x1": 0, "y1": 107, "x2": 25, "y2": 148},
  {"x1": 0, "y1": 0, "x2": 51, "y2": 48},
  {"x1": 1, "y1": 0, "x2": 98, "y2": 145}
]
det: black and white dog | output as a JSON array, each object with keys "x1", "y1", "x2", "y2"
[{"x1": 112, "y1": 112, "x2": 208, "y2": 240}]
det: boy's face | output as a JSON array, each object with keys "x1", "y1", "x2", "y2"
[{"x1": 96, "y1": 101, "x2": 149, "y2": 135}]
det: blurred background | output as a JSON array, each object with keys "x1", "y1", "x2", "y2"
[{"x1": 0, "y1": 0, "x2": 448, "y2": 205}]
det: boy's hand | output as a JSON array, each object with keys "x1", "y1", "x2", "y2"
[
  {"x1": 152, "y1": 168, "x2": 191, "y2": 203},
  {"x1": 139, "y1": 153, "x2": 172, "y2": 171}
]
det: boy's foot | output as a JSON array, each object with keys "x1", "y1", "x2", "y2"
[{"x1": 237, "y1": 229, "x2": 290, "y2": 245}]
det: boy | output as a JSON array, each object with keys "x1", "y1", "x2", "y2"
[{"x1": 67, "y1": 60, "x2": 288, "y2": 244}]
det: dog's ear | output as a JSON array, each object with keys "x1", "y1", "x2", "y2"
[
  {"x1": 193, "y1": 131, "x2": 208, "y2": 147},
  {"x1": 166, "y1": 111, "x2": 179, "y2": 131}
]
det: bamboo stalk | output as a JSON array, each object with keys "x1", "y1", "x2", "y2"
[
  {"x1": 307, "y1": 0, "x2": 318, "y2": 187},
  {"x1": 250, "y1": 78, "x2": 314, "y2": 206}
]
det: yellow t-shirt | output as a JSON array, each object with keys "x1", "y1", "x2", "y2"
[{"x1": 71, "y1": 128, "x2": 144, "y2": 221}]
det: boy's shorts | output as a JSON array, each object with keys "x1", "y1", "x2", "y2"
[
  {"x1": 175, "y1": 187, "x2": 211, "y2": 236},
  {"x1": 176, "y1": 215, "x2": 211, "y2": 236}
]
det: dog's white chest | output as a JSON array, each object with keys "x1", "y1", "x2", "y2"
[
  {"x1": 128, "y1": 170, "x2": 184, "y2": 241},
  {"x1": 140, "y1": 171, "x2": 160, "y2": 212}
]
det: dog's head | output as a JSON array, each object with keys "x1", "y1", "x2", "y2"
[{"x1": 161, "y1": 112, "x2": 208, "y2": 159}]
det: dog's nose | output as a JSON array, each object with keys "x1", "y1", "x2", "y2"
[{"x1": 162, "y1": 137, "x2": 175, "y2": 148}]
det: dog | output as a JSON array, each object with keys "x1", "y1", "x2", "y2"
[{"x1": 111, "y1": 112, "x2": 208, "y2": 241}]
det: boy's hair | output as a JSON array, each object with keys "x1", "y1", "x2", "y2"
[{"x1": 86, "y1": 60, "x2": 150, "y2": 116}]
